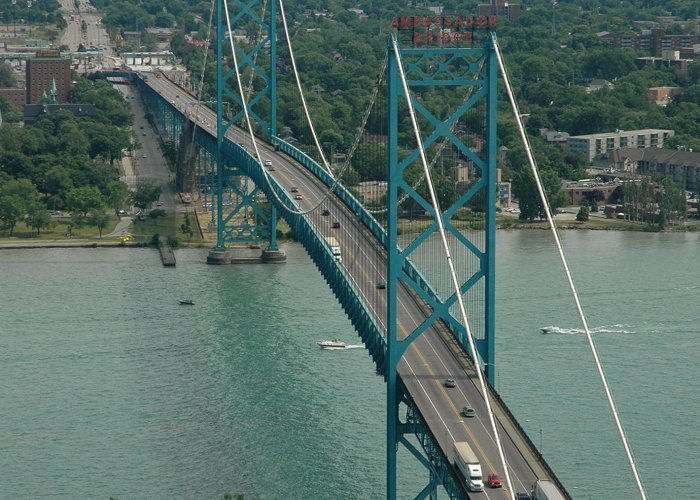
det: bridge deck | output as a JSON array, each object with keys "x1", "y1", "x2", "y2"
[{"x1": 143, "y1": 73, "x2": 569, "y2": 499}]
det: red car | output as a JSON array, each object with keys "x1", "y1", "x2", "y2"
[{"x1": 487, "y1": 473, "x2": 502, "y2": 488}]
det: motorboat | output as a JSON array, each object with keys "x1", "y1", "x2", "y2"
[
  {"x1": 317, "y1": 339, "x2": 346, "y2": 349},
  {"x1": 179, "y1": 299, "x2": 194, "y2": 305},
  {"x1": 540, "y1": 325, "x2": 558, "y2": 333}
]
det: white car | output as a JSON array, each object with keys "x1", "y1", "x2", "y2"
[{"x1": 264, "y1": 159, "x2": 272, "y2": 167}]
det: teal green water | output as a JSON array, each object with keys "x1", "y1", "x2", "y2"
[{"x1": 1, "y1": 232, "x2": 698, "y2": 499}]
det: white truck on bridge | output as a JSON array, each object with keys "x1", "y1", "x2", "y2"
[
  {"x1": 453, "y1": 441, "x2": 484, "y2": 492},
  {"x1": 324, "y1": 236, "x2": 342, "y2": 262},
  {"x1": 532, "y1": 479, "x2": 566, "y2": 500}
]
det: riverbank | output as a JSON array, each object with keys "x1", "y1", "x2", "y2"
[{"x1": 1, "y1": 217, "x2": 697, "y2": 249}]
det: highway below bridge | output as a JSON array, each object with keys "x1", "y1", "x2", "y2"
[{"x1": 139, "y1": 72, "x2": 569, "y2": 500}]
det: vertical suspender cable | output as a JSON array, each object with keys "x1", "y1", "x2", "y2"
[
  {"x1": 492, "y1": 36, "x2": 647, "y2": 500},
  {"x1": 390, "y1": 35, "x2": 516, "y2": 500}
]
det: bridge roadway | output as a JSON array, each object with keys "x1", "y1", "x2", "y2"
[{"x1": 145, "y1": 74, "x2": 564, "y2": 499}]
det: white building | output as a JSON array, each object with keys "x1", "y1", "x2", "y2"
[{"x1": 567, "y1": 128, "x2": 674, "y2": 162}]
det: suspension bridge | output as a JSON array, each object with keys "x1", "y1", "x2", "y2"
[{"x1": 109, "y1": 1, "x2": 648, "y2": 499}]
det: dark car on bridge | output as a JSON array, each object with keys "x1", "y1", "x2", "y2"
[{"x1": 332, "y1": 221, "x2": 340, "y2": 228}]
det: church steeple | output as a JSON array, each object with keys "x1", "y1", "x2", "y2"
[{"x1": 50, "y1": 77, "x2": 58, "y2": 104}]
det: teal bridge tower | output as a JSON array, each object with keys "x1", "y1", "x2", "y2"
[{"x1": 385, "y1": 33, "x2": 498, "y2": 499}]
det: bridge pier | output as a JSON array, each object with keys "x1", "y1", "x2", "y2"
[
  {"x1": 206, "y1": 248, "x2": 233, "y2": 265},
  {"x1": 206, "y1": 247, "x2": 286, "y2": 264}
]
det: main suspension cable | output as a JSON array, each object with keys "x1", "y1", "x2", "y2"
[
  {"x1": 221, "y1": 0, "x2": 353, "y2": 216},
  {"x1": 391, "y1": 35, "x2": 515, "y2": 500},
  {"x1": 493, "y1": 34, "x2": 647, "y2": 500},
  {"x1": 277, "y1": 0, "x2": 333, "y2": 179}
]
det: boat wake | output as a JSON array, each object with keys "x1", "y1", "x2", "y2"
[{"x1": 541, "y1": 324, "x2": 634, "y2": 335}]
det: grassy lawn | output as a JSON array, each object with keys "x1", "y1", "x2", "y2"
[
  {"x1": 0, "y1": 212, "x2": 204, "y2": 245},
  {"x1": 0, "y1": 216, "x2": 120, "y2": 240}
]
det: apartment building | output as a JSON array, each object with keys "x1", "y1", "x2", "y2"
[{"x1": 567, "y1": 129, "x2": 674, "y2": 162}]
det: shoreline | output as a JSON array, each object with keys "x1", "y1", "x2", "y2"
[{"x1": 0, "y1": 223, "x2": 695, "y2": 250}]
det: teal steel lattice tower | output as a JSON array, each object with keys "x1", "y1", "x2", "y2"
[
  {"x1": 213, "y1": 0, "x2": 278, "y2": 253},
  {"x1": 386, "y1": 32, "x2": 498, "y2": 498}
]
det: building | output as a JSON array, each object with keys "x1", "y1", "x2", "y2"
[
  {"x1": 477, "y1": 0, "x2": 521, "y2": 22},
  {"x1": 603, "y1": 147, "x2": 700, "y2": 191},
  {"x1": 566, "y1": 129, "x2": 674, "y2": 162},
  {"x1": 648, "y1": 86, "x2": 683, "y2": 106},
  {"x1": 601, "y1": 28, "x2": 700, "y2": 57},
  {"x1": 0, "y1": 87, "x2": 26, "y2": 110},
  {"x1": 23, "y1": 103, "x2": 97, "y2": 125},
  {"x1": 539, "y1": 129, "x2": 569, "y2": 148},
  {"x1": 561, "y1": 180, "x2": 621, "y2": 206},
  {"x1": 25, "y1": 51, "x2": 72, "y2": 104},
  {"x1": 635, "y1": 54, "x2": 692, "y2": 75}
]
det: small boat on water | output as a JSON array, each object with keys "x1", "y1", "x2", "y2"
[
  {"x1": 317, "y1": 339, "x2": 346, "y2": 349},
  {"x1": 179, "y1": 299, "x2": 194, "y2": 305},
  {"x1": 541, "y1": 325, "x2": 558, "y2": 333}
]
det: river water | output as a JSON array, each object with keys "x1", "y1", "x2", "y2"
[{"x1": 1, "y1": 231, "x2": 698, "y2": 499}]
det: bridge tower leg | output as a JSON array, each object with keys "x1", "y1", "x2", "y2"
[
  {"x1": 386, "y1": 33, "x2": 498, "y2": 499},
  {"x1": 208, "y1": 0, "x2": 283, "y2": 264}
]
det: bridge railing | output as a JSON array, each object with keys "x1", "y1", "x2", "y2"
[
  {"x1": 221, "y1": 138, "x2": 389, "y2": 374},
  {"x1": 270, "y1": 138, "x2": 467, "y2": 346}
]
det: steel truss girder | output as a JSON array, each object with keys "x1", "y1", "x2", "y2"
[
  {"x1": 386, "y1": 34, "x2": 498, "y2": 499},
  {"x1": 220, "y1": 176, "x2": 271, "y2": 244},
  {"x1": 397, "y1": 381, "x2": 468, "y2": 500}
]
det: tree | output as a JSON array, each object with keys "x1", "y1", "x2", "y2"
[
  {"x1": 0, "y1": 61, "x2": 17, "y2": 87},
  {"x1": 89, "y1": 209, "x2": 111, "y2": 238},
  {"x1": 513, "y1": 169, "x2": 564, "y2": 221},
  {"x1": 26, "y1": 203, "x2": 53, "y2": 235},
  {"x1": 105, "y1": 180, "x2": 131, "y2": 214},
  {"x1": 43, "y1": 166, "x2": 74, "y2": 206},
  {"x1": 131, "y1": 179, "x2": 161, "y2": 212},
  {"x1": 576, "y1": 205, "x2": 590, "y2": 222},
  {"x1": 67, "y1": 186, "x2": 105, "y2": 217},
  {"x1": 0, "y1": 194, "x2": 26, "y2": 236},
  {"x1": 657, "y1": 177, "x2": 686, "y2": 227},
  {"x1": 149, "y1": 208, "x2": 167, "y2": 221}
]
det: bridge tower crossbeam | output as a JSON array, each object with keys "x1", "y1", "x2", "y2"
[{"x1": 386, "y1": 33, "x2": 498, "y2": 499}]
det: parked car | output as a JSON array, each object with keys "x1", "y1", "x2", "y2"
[{"x1": 444, "y1": 378, "x2": 456, "y2": 388}]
